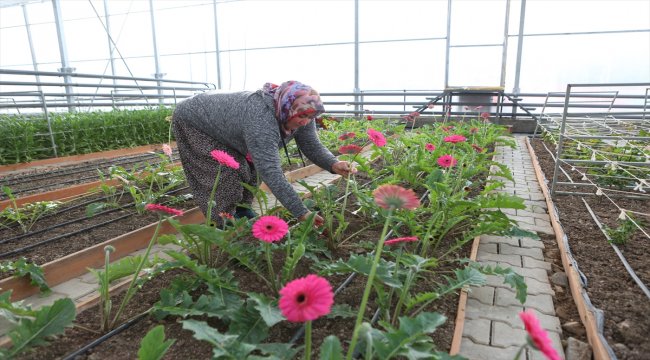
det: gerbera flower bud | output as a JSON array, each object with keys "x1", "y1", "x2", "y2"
[
  {"x1": 144, "y1": 203, "x2": 184, "y2": 217},
  {"x1": 210, "y1": 149, "x2": 240, "y2": 169},
  {"x1": 384, "y1": 236, "x2": 418, "y2": 246}
]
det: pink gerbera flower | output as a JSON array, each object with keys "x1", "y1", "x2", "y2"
[
  {"x1": 519, "y1": 310, "x2": 561, "y2": 360},
  {"x1": 373, "y1": 184, "x2": 420, "y2": 210},
  {"x1": 366, "y1": 115, "x2": 373, "y2": 121},
  {"x1": 210, "y1": 149, "x2": 240, "y2": 169},
  {"x1": 385, "y1": 236, "x2": 419, "y2": 246},
  {"x1": 339, "y1": 144, "x2": 363, "y2": 155},
  {"x1": 470, "y1": 127, "x2": 479, "y2": 134},
  {"x1": 162, "y1": 143, "x2": 172, "y2": 157},
  {"x1": 145, "y1": 203, "x2": 184, "y2": 217},
  {"x1": 441, "y1": 125, "x2": 454, "y2": 132},
  {"x1": 338, "y1": 132, "x2": 356, "y2": 141},
  {"x1": 480, "y1": 112, "x2": 490, "y2": 120},
  {"x1": 367, "y1": 128, "x2": 387, "y2": 147},
  {"x1": 443, "y1": 134, "x2": 467, "y2": 143},
  {"x1": 437, "y1": 154, "x2": 458, "y2": 168},
  {"x1": 252, "y1": 215, "x2": 289, "y2": 243},
  {"x1": 425, "y1": 143, "x2": 436, "y2": 152},
  {"x1": 279, "y1": 274, "x2": 334, "y2": 323}
]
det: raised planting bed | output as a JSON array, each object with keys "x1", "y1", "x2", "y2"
[
  {"x1": 10, "y1": 170, "x2": 483, "y2": 359},
  {"x1": 2, "y1": 120, "x2": 532, "y2": 359},
  {"x1": 0, "y1": 148, "x2": 179, "y2": 203},
  {"x1": 529, "y1": 137, "x2": 650, "y2": 360}
]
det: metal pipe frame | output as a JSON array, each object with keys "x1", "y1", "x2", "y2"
[{"x1": 546, "y1": 82, "x2": 650, "y2": 199}]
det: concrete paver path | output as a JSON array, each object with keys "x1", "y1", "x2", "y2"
[{"x1": 459, "y1": 135, "x2": 565, "y2": 360}]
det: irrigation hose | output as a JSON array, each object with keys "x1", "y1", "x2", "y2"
[{"x1": 61, "y1": 309, "x2": 151, "y2": 360}]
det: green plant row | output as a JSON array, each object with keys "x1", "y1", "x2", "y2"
[{"x1": 0, "y1": 107, "x2": 173, "y2": 165}]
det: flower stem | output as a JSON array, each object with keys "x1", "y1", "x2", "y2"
[
  {"x1": 109, "y1": 218, "x2": 162, "y2": 329},
  {"x1": 346, "y1": 209, "x2": 393, "y2": 359},
  {"x1": 206, "y1": 167, "x2": 222, "y2": 226},
  {"x1": 265, "y1": 243, "x2": 277, "y2": 293},
  {"x1": 304, "y1": 320, "x2": 312, "y2": 360}
]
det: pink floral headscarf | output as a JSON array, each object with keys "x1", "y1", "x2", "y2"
[{"x1": 262, "y1": 81, "x2": 325, "y2": 125}]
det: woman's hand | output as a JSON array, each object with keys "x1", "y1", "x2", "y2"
[
  {"x1": 298, "y1": 211, "x2": 324, "y2": 227},
  {"x1": 332, "y1": 161, "x2": 357, "y2": 177}
]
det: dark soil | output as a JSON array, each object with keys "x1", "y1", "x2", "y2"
[
  {"x1": 531, "y1": 137, "x2": 650, "y2": 360},
  {"x1": 0, "y1": 152, "x2": 178, "y2": 200},
  {"x1": 0, "y1": 187, "x2": 196, "y2": 269}
]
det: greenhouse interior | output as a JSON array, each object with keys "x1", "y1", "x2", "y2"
[{"x1": 0, "y1": 0, "x2": 648, "y2": 359}]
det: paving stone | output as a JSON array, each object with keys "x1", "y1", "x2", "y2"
[
  {"x1": 23, "y1": 291, "x2": 67, "y2": 309},
  {"x1": 508, "y1": 215, "x2": 536, "y2": 226},
  {"x1": 462, "y1": 318, "x2": 491, "y2": 345},
  {"x1": 522, "y1": 256, "x2": 552, "y2": 271},
  {"x1": 477, "y1": 243, "x2": 498, "y2": 255},
  {"x1": 480, "y1": 235, "x2": 520, "y2": 247},
  {"x1": 467, "y1": 285, "x2": 495, "y2": 305},
  {"x1": 517, "y1": 222, "x2": 555, "y2": 235},
  {"x1": 485, "y1": 275, "x2": 555, "y2": 296},
  {"x1": 520, "y1": 237, "x2": 545, "y2": 249},
  {"x1": 516, "y1": 210, "x2": 550, "y2": 221},
  {"x1": 477, "y1": 252, "x2": 522, "y2": 267},
  {"x1": 51, "y1": 279, "x2": 98, "y2": 301},
  {"x1": 466, "y1": 299, "x2": 561, "y2": 333},
  {"x1": 491, "y1": 320, "x2": 528, "y2": 348},
  {"x1": 476, "y1": 260, "x2": 550, "y2": 283},
  {"x1": 460, "y1": 338, "x2": 523, "y2": 360},
  {"x1": 499, "y1": 243, "x2": 544, "y2": 260},
  {"x1": 78, "y1": 270, "x2": 100, "y2": 284},
  {"x1": 534, "y1": 217, "x2": 552, "y2": 227},
  {"x1": 495, "y1": 287, "x2": 556, "y2": 315}
]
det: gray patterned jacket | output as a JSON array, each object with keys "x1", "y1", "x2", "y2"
[{"x1": 173, "y1": 90, "x2": 338, "y2": 218}]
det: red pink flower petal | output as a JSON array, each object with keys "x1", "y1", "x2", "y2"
[
  {"x1": 279, "y1": 274, "x2": 334, "y2": 322},
  {"x1": 437, "y1": 154, "x2": 458, "y2": 168},
  {"x1": 443, "y1": 134, "x2": 467, "y2": 143},
  {"x1": 519, "y1": 310, "x2": 561, "y2": 360},
  {"x1": 385, "y1": 236, "x2": 419, "y2": 246},
  {"x1": 373, "y1": 184, "x2": 420, "y2": 210},
  {"x1": 252, "y1": 215, "x2": 288, "y2": 243},
  {"x1": 339, "y1": 144, "x2": 363, "y2": 155},
  {"x1": 367, "y1": 128, "x2": 387, "y2": 147}
]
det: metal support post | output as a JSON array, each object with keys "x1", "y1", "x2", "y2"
[
  {"x1": 52, "y1": 0, "x2": 76, "y2": 112},
  {"x1": 149, "y1": 0, "x2": 164, "y2": 105},
  {"x1": 550, "y1": 84, "x2": 572, "y2": 197}
]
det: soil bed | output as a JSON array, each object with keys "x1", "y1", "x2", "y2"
[
  {"x1": 0, "y1": 152, "x2": 177, "y2": 200},
  {"x1": 531, "y1": 137, "x2": 650, "y2": 359},
  {"x1": 0, "y1": 188, "x2": 196, "y2": 271}
]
